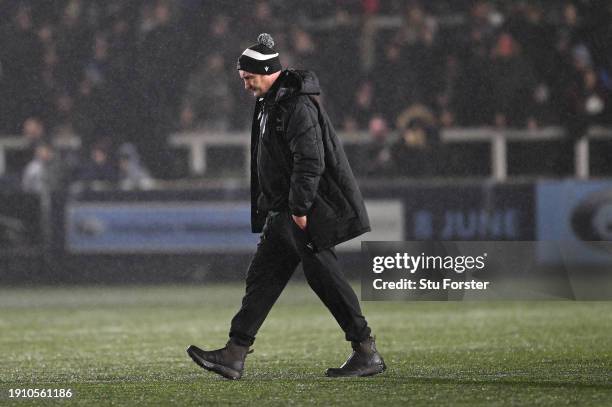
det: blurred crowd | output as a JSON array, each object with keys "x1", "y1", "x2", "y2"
[{"x1": 1, "y1": 0, "x2": 611, "y2": 187}]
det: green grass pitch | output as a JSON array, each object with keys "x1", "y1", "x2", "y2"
[{"x1": 1, "y1": 283, "x2": 611, "y2": 406}]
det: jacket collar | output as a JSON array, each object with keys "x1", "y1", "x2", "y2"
[{"x1": 261, "y1": 69, "x2": 321, "y2": 106}]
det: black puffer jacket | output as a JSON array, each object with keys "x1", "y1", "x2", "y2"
[{"x1": 250, "y1": 69, "x2": 370, "y2": 249}]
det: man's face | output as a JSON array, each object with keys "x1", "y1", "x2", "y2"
[
  {"x1": 239, "y1": 70, "x2": 269, "y2": 97},
  {"x1": 36, "y1": 145, "x2": 53, "y2": 162}
]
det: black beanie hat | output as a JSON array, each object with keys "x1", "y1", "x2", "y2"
[{"x1": 237, "y1": 33, "x2": 282, "y2": 75}]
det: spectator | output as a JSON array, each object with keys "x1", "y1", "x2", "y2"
[
  {"x1": 77, "y1": 141, "x2": 117, "y2": 183},
  {"x1": 489, "y1": 32, "x2": 537, "y2": 127},
  {"x1": 0, "y1": 1, "x2": 611, "y2": 179},
  {"x1": 317, "y1": 7, "x2": 360, "y2": 124},
  {"x1": 180, "y1": 53, "x2": 233, "y2": 131},
  {"x1": 36, "y1": 23, "x2": 61, "y2": 128},
  {"x1": 0, "y1": 4, "x2": 44, "y2": 133},
  {"x1": 134, "y1": 0, "x2": 183, "y2": 177},
  {"x1": 21, "y1": 117, "x2": 47, "y2": 145},
  {"x1": 10, "y1": 117, "x2": 49, "y2": 174},
  {"x1": 363, "y1": 116, "x2": 392, "y2": 176},
  {"x1": 557, "y1": 2, "x2": 580, "y2": 53},
  {"x1": 506, "y1": 4, "x2": 552, "y2": 78},
  {"x1": 285, "y1": 27, "x2": 317, "y2": 70},
  {"x1": 391, "y1": 118, "x2": 439, "y2": 177},
  {"x1": 52, "y1": 92, "x2": 75, "y2": 136},
  {"x1": 563, "y1": 67, "x2": 609, "y2": 139},
  {"x1": 468, "y1": 0, "x2": 500, "y2": 44},
  {"x1": 84, "y1": 33, "x2": 111, "y2": 87},
  {"x1": 344, "y1": 80, "x2": 375, "y2": 130},
  {"x1": 72, "y1": 77, "x2": 113, "y2": 151},
  {"x1": 207, "y1": 14, "x2": 239, "y2": 63},
  {"x1": 241, "y1": 1, "x2": 280, "y2": 42},
  {"x1": 402, "y1": 10, "x2": 441, "y2": 108},
  {"x1": 373, "y1": 41, "x2": 408, "y2": 124},
  {"x1": 118, "y1": 143, "x2": 153, "y2": 190},
  {"x1": 22, "y1": 142, "x2": 64, "y2": 194},
  {"x1": 54, "y1": 0, "x2": 92, "y2": 94},
  {"x1": 394, "y1": 2, "x2": 437, "y2": 48},
  {"x1": 453, "y1": 21, "x2": 495, "y2": 126}
]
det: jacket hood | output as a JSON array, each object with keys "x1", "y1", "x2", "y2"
[{"x1": 272, "y1": 69, "x2": 321, "y2": 102}]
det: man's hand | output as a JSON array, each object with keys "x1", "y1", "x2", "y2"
[{"x1": 292, "y1": 215, "x2": 307, "y2": 230}]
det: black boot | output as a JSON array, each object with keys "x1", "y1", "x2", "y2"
[
  {"x1": 326, "y1": 336, "x2": 386, "y2": 377},
  {"x1": 187, "y1": 340, "x2": 253, "y2": 380}
]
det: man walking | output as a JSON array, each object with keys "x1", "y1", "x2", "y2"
[{"x1": 187, "y1": 34, "x2": 385, "y2": 379}]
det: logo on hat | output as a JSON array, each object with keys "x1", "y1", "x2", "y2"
[{"x1": 264, "y1": 66, "x2": 269, "y2": 72}]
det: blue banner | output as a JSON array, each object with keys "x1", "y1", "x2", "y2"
[
  {"x1": 65, "y1": 202, "x2": 258, "y2": 253},
  {"x1": 536, "y1": 180, "x2": 612, "y2": 264}
]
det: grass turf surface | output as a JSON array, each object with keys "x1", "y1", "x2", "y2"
[{"x1": 0, "y1": 284, "x2": 611, "y2": 406}]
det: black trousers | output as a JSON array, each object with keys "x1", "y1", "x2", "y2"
[{"x1": 229, "y1": 210, "x2": 371, "y2": 346}]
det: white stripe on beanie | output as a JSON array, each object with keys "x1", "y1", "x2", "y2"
[{"x1": 241, "y1": 48, "x2": 279, "y2": 61}]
